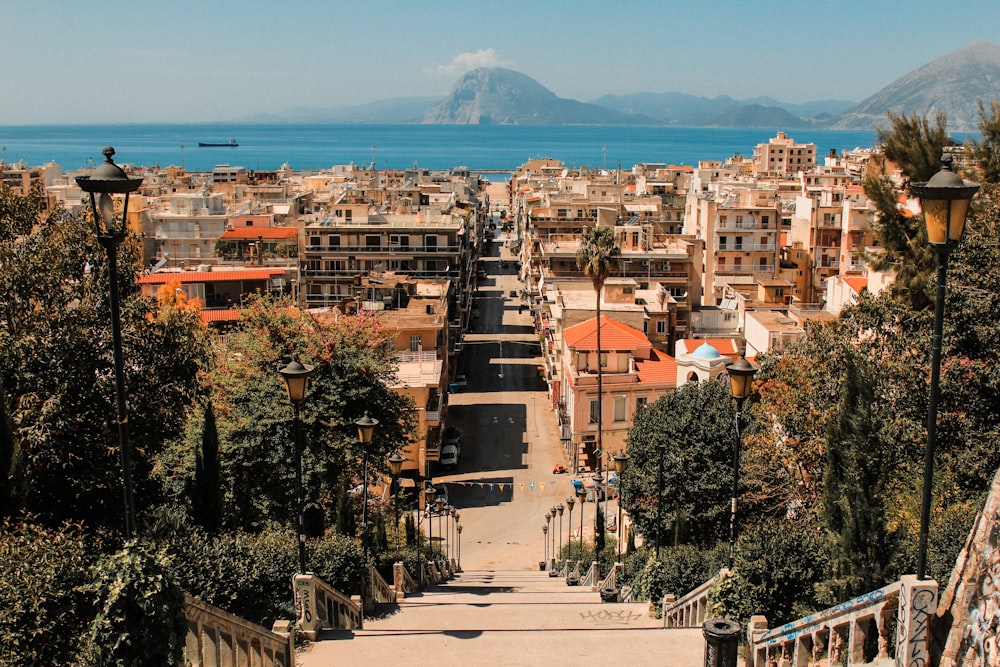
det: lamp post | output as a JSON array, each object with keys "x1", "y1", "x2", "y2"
[
  {"x1": 445, "y1": 505, "x2": 455, "y2": 563},
  {"x1": 542, "y1": 524, "x2": 549, "y2": 568},
  {"x1": 76, "y1": 146, "x2": 143, "y2": 539},
  {"x1": 452, "y1": 509, "x2": 461, "y2": 571},
  {"x1": 726, "y1": 354, "x2": 759, "y2": 569},
  {"x1": 614, "y1": 451, "x2": 630, "y2": 562},
  {"x1": 355, "y1": 412, "x2": 378, "y2": 600},
  {"x1": 549, "y1": 507, "x2": 558, "y2": 573},
  {"x1": 388, "y1": 453, "x2": 405, "y2": 553},
  {"x1": 557, "y1": 504, "x2": 565, "y2": 566},
  {"x1": 435, "y1": 495, "x2": 446, "y2": 566},
  {"x1": 423, "y1": 483, "x2": 436, "y2": 582},
  {"x1": 911, "y1": 157, "x2": 979, "y2": 581},
  {"x1": 593, "y1": 471, "x2": 604, "y2": 553},
  {"x1": 278, "y1": 359, "x2": 316, "y2": 574},
  {"x1": 456, "y1": 523, "x2": 463, "y2": 570},
  {"x1": 565, "y1": 496, "x2": 576, "y2": 563},
  {"x1": 577, "y1": 485, "x2": 587, "y2": 561}
]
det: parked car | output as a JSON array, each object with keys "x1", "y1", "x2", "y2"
[
  {"x1": 453, "y1": 375, "x2": 467, "y2": 389},
  {"x1": 443, "y1": 426, "x2": 460, "y2": 440},
  {"x1": 440, "y1": 443, "x2": 459, "y2": 469}
]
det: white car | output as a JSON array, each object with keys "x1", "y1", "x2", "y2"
[{"x1": 440, "y1": 443, "x2": 459, "y2": 469}]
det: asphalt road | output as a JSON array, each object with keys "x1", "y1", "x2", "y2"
[{"x1": 428, "y1": 228, "x2": 590, "y2": 571}]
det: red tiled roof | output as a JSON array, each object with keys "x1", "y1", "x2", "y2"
[
  {"x1": 564, "y1": 316, "x2": 650, "y2": 351},
  {"x1": 221, "y1": 227, "x2": 297, "y2": 240},
  {"x1": 139, "y1": 269, "x2": 286, "y2": 284},
  {"x1": 635, "y1": 349, "x2": 678, "y2": 384},
  {"x1": 201, "y1": 309, "x2": 241, "y2": 324},
  {"x1": 844, "y1": 276, "x2": 868, "y2": 294}
]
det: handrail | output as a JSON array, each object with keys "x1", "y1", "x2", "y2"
[
  {"x1": 599, "y1": 562, "x2": 622, "y2": 591},
  {"x1": 663, "y1": 569, "x2": 723, "y2": 629},
  {"x1": 393, "y1": 561, "x2": 419, "y2": 600},
  {"x1": 581, "y1": 561, "x2": 601, "y2": 590},
  {"x1": 184, "y1": 593, "x2": 294, "y2": 667},
  {"x1": 370, "y1": 565, "x2": 396, "y2": 604},
  {"x1": 748, "y1": 575, "x2": 937, "y2": 667},
  {"x1": 293, "y1": 573, "x2": 363, "y2": 638}
]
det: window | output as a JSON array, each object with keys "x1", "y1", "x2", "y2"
[
  {"x1": 589, "y1": 400, "x2": 600, "y2": 424},
  {"x1": 613, "y1": 397, "x2": 626, "y2": 422},
  {"x1": 309, "y1": 235, "x2": 321, "y2": 247},
  {"x1": 761, "y1": 215, "x2": 769, "y2": 227},
  {"x1": 365, "y1": 235, "x2": 380, "y2": 248},
  {"x1": 600, "y1": 352, "x2": 608, "y2": 368},
  {"x1": 734, "y1": 236, "x2": 743, "y2": 250},
  {"x1": 577, "y1": 352, "x2": 589, "y2": 371},
  {"x1": 656, "y1": 320, "x2": 667, "y2": 334},
  {"x1": 636, "y1": 396, "x2": 649, "y2": 412},
  {"x1": 719, "y1": 236, "x2": 727, "y2": 249},
  {"x1": 344, "y1": 209, "x2": 352, "y2": 221},
  {"x1": 409, "y1": 335, "x2": 422, "y2": 352},
  {"x1": 328, "y1": 235, "x2": 340, "y2": 247}
]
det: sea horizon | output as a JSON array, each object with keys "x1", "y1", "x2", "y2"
[{"x1": 1, "y1": 122, "x2": 969, "y2": 175}]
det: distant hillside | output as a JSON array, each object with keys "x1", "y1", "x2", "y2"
[
  {"x1": 708, "y1": 104, "x2": 812, "y2": 128},
  {"x1": 422, "y1": 68, "x2": 652, "y2": 125},
  {"x1": 591, "y1": 91, "x2": 741, "y2": 125},
  {"x1": 831, "y1": 42, "x2": 1000, "y2": 132}
]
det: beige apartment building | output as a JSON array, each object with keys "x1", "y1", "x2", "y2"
[{"x1": 753, "y1": 131, "x2": 817, "y2": 176}]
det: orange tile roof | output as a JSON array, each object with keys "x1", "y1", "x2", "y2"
[
  {"x1": 564, "y1": 316, "x2": 650, "y2": 351},
  {"x1": 221, "y1": 227, "x2": 298, "y2": 240},
  {"x1": 201, "y1": 309, "x2": 241, "y2": 324},
  {"x1": 139, "y1": 269, "x2": 286, "y2": 284},
  {"x1": 635, "y1": 349, "x2": 677, "y2": 384},
  {"x1": 844, "y1": 276, "x2": 868, "y2": 294}
]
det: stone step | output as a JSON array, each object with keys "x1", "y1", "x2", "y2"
[{"x1": 298, "y1": 569, "x2": 711, "y2": 666}]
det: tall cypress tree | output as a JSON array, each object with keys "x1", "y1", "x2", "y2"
[
  {"x1": 191, "y1": 402, "x2": 222, "y2": 533},
  {"x1": 820, "y1": 360, "x2": 896, "y2": 602},
  {"x1": 0, "y1": 385, "x2": 21, "y2": 517}
]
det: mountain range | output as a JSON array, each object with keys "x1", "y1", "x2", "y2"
[{"x1": 249, "y1": 42, "x2": 1000, "y2": 132}]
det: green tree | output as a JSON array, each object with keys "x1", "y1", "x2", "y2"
[
  {"x1": 819, "y1": 359, "x2": 899, "y2": 603},
  {"x1": 622, "y1": 380, "x2": 737, "y2": 548},
  {"x1": 207, "y1": 295, "x2": 416, "y2": 536},
  {"x1": 0, "y1": 186, "x2": 208, "y2": 529},
  {"x1": 865, "y1": 111, "x2": 954, "y2": 309},
  {"x1": 968, "y1": 99, "x2": 1000, "y2": 184},
  {"x1": 191, "y1": 401, "x2": 222, "y2": 533},
  {"x1": 82, "y1": 541, "x2": 187, "y2": 667},
  {"x1": 576, "y1": 225, "x2": 621, "y2": 552}
]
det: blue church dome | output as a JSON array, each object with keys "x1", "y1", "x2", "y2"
[{"x1": 691, "y1": 342, "x2": 721, "y2": 360}]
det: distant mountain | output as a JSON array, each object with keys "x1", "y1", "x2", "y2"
[
  {"x1": 422, "y1": 68, "x2": 653, "y2": 125},
  {"x1": 830, "y1": 42, "x2": 1000, "y2": 132},
  {"x1": 708, "y1": 104, "x2": 813, "y2": 129}
]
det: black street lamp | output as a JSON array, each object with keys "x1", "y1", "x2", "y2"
[
  {"x1": 911, "y1": 157, "x2": 979, "y2": 581},
  {"x1": 76, "y1": 146, "x2": 143, "y2": 539},
  {"x1": 614, "y1": 451, "x2": 630, "y2": 562},
  {"x1": 577, "y1": 485, "x2": 587, "y2": 560},
  {"x1": 435, "y1": 495, "x2": 446, "y2": 566},
  {"x1": 456, "y1": 523, "x2": 463, "y2": 570},
  {"x1": 549, "y1": 507, "x2": 558, "y2": 573},
  {"x1": 565, "y1": 495, "x2": 576, "y2": 564},
  {"x1": 388, "y1": 452, "x2": 406, "y2": 553},
  {"x1": 278, "y1": 359, "x2": 316, "y2": 574},
  {"x1": 423, "y1": 483, "x2": 436, "y2": 582},
  {"x1": 592, "y1": 471, "x2": 604, "y2": 554},
  {"x1": 542, "y1": 523, "x2": 549, "y2": 567},
  {"x1": 557, "y1": 504, "x2": 565, "y2": 566},
  {"x1": 726, "y1": 354, "x2": 759, "y2": 569},
  {"x1": 355, "y1": 412, "x2": 378, "y2": 601},
  {"x1": 655, "y1": 442, "x2": 665, "y2": 559},
  {"x1": 452, "y1": 509, "x2": 461, "y2": 571}
]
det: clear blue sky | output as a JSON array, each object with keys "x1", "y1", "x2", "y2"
[{"x1": 3, "y1": 0, "x2": 999, "y2": 125}]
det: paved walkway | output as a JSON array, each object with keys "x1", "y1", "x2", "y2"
[{"x1": 299, "y1": 569, "x2": 706, "y2": 666}]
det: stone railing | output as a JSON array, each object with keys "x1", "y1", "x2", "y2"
[
  {"x1": 664, "y1": 570, "x2": 722, "y2": 628},
  {"x1": 293, "y1": 573, "x2": 363, "y2": 639},
  {"x1": 370, "y1": 566, "x2": 396, "y2": 605},
  {"x1": 747, "y1": 575, "x2": 937, "y2": 667},
  {"x1": 581, "y1": 561, "x2": 601, "y2": 590},
  {"x1": 599, "y1": 562, "x2": 622, "y2": 591},
  {"x1": 183, "y1": 593, "x2": 294, "y2": 667},
  {"x1": 393, "y1": 561, "x2": 419, "y2": 601}
]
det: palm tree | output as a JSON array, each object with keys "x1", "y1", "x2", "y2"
[{"x1": 576, "y1": 226, "x2": 622, "y2": 476}]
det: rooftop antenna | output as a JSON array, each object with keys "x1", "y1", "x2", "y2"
[
  {"x1": 1, "y1": 146, "x2": 6, "y2": 165},
  {"x1": 603, "y1": 145, "x2": 607, "y2": 171},
  {"x1": 371, "y1": 144, "x2": 376, "y2": 170}
]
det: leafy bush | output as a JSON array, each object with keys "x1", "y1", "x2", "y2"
[
  {"x1": 0, "y1": 518, "x2": 104, "y2": 666},
  {"x1": 711, "y1": 519, "x2": 829, "y2": 629},
  {"x1": 81, "y1": 541, "x2": 187, "y2": 667}
]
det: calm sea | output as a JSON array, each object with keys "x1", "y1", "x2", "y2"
[{"x1": 0, "y1": 123, "x2": 884, "y2": 174}]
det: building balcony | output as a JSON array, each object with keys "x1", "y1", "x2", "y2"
[
  {"x1": 304, "y1": 244, "x2": 461, "y2": 254},
  {"x1": 715, "y1": 243, "x2": 777, "y2": 252}
]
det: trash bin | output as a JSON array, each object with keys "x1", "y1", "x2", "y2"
[{"x1": 702, "y1": 618, "x2": 740, "y2": 667}]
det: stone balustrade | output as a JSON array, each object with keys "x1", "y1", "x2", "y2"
[
  {"x1": 663, "y1": 570, "x2": 721, "y2": 628},
  {"x1": 183, "y1": 593, "x2": 293, "y2": 667},
  {"x1": 370, "y1": 565, "x2": 396, "y2": 604},
  {"x1": 293, "y1": 573, "x2": 363, "y2": 639},
  {"x1": 393, "y1": 561, "x2": 419, "y2": 601},
  {"x1": 748, "y1": 575, "x2": 937, "y2": 667},
  {"x1": 581, "y1": 561, "x2": 601, "y2": 590}
]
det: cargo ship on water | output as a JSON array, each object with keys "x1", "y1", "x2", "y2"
[{"x1": 198, "y1": 138, "x2": 238, "y2": 147}]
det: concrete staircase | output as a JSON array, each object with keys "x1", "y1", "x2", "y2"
[{"x1": 299, "y1": 569, "x2": 706, "y2": 666}]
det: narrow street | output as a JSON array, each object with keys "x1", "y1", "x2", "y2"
[{"x1": 430, "y1": 189, "x2": 586, "y2": 571}]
